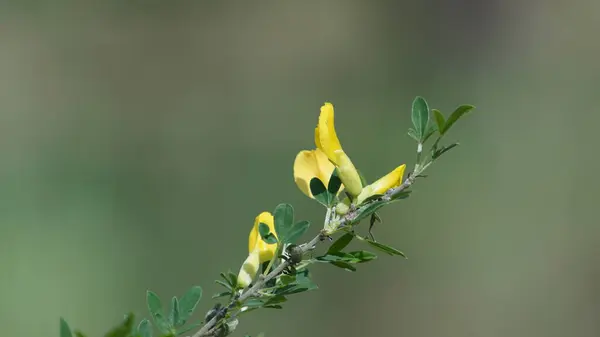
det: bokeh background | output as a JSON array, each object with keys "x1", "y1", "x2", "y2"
[{"x1": 2, "y1": 1, "x2": 599, "y2": 336}]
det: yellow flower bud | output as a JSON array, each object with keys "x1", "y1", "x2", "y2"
[
  {"x1": 237, "y1": 249, "x2": 259, "y2": 289},
  {"x1": 237, "y1": 212, "x2": 278, "y2": 288},
  {"x1": 335, "y1": 164, "x2": 406, "y2": 215},
  {"x1": 315, "y1": 103, "x2": 363, "y2": 197}
]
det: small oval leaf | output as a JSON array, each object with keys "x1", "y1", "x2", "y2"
[
  {"x1": 327, "y1": 233, "x2": 354, "y2": 254},
  {"x1": 411, "y1": 96, "x2": 430, "y2": 141}
]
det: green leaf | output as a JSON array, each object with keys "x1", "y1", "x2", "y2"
[
  {"x1": 284, "y1": 220, "x2": 310, "y2": 244},
  {"x1": 178, "y1": 286, "x2": 202, "y2": 325},
  {"x1": 347, "y1": 250, "x2": 377, "y2": 262},
  {"x1": 407, "y1": 128, "x2": 419, "y2": 142},
  {"x1": 169, "y1": 297, "x2": 180, "y2": 328},
  {"x1": 244, "y1": 298, "x2": 265, "y2": 309},
  {"x1": 215, "y1": 279, "x2": 232, "y2": 290},
  {"x1": 274, "y1": 269, "x2": 318, "y2": 295},
  {"x1": 74, "y1": 331, "x2": 87, "y2": 337},
  {"x1": 433, "y1": 143, "x2": 459, "y2": 159},
  {"x1": 226, "y1": 272, "x2": 238, "y2": 288},
  {"x1": 432, "y1": 109, "x2": 446, "y2": 134},
  {"x1": 315, "y1": 253, "x2": 351, "y2": 262},
  {"x1": 104, "y1": 313, "x2": 136, "y2": 337},
  {"x1": 212, "y1": 291, "x2": 231, "y2": 299},
  {"x1": 264, "y1": 295, "x2": 287, "y2": 306},
  {"x1": 353, "y1": 201, "x2": 387, "y2": 224},
  {"x1": 279, "y1": 274, "x2": 296, "y2": 285},
  {"x1": 138, "y1": 319, "x2": 152, "y2": 337},
  {"x1": 316, "y1": 250, "x2": 376, "y2": 264},
  {"x1": 441, "y1": 104, "x2": 475, "y2": 134},
  {"x1": 274, "y1": 203, "x2": 294, "y2": 241},
  {"x1": 258, "y1": 222, "x2": 278, "y2": 244},
  {"x1": 146, "y1": 291, "x2": 170, "y2": 334},
  {"x1": 327, "y1": 233, "x2": 354, "y2": 254},
  {"x1": 60, "y1": 318, "x2": 73, "y2": 337},
  {"x1": 330, "y1": 261, "x2": 357, "y2": 271},
  {"x1": 219, "y1": 272, "x2": 231, "y2": 286},
  {"x1": 411, "y1": 96, "x2": 430, "y2": 141},
  {"x1": 265, "y1": 305, "x2": 283, "y2": 309},
  {"x1": 365, "y1": 240, "x2": 406, "y2": 258},
  {"x1": 389, "y1": 190, "x2": 412, "y2": 201},
  {"x1": 309, "y1": 178, "x2": 331, "y2": 206},
  {"x1": 327, "y1": 169, "x2": 343, "y2": 195}
]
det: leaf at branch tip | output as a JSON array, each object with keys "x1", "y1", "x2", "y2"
[
  {"x1": 327, "y1": 232, "x2": 354, "y2": 254},
  {"x1": 433, "y1": 143, "x2": 460, "y2": 159},
  {"x1": 411, "y1": 96, "x2": 430, "y2": 141},
  {"x1": 432, "y1": 109, "x2": 446, "y2": 134},
  {"x1": 146, "y1": 291, "x2": 170, "y2": 334},
  {"x1": 274, "y1": 203, "x2": 294, "y2": 241},
  {"x1": 284, "y1": 220, "x2": 310, "y2": 244},
  {"x1": 169, "y1": 297, "x2": 180, "y2": 328},
  {"x1": 137, "y1": 319, "x2": 152, "y2": 337},
  {"x1": 365, "y1": 240, "x2": 406, "y2": 258},
  {"x1": 327, "y1": 169, "x2": 343, "y2": 195},
  {"x1": 60, "y1": 318, "x2": 73, "y2": 337},
  {"x1": 258, "y1": 222, "x2": 278, "y2": 244},
  {"x1": 441, "y1": 104, "x2": 475, "y2": 134}
]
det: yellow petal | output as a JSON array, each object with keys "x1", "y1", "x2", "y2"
[
  {"x1": 316, "y1": 102, "x2": 342, "y2": 165},
  {"x1": 355, "y1": 164, "x2": 406, "y2": 205},
  {"x1": 293, "y1": 149, "x2": 337, "y2": 198},
  {"x1": 248, "y1": 212, "x2": 277, "y2": 263},
  {"x1": 314, "y1": 126, "x2": 323, "y2": 151},
  {"x1": 237, "y1": 249, "x2": 260, "y2": 288},
  {"x1": 335, "y1": 150, "x2": 363, "y2": 196}
]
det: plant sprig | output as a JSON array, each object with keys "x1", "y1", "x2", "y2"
[{"x1": 59, "y1": 96, "x2": 475, "y2": 337}]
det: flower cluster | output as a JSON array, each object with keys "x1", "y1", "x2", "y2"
[{"x1": 237, "y1": 102, "x2": 407, "y2": 287}]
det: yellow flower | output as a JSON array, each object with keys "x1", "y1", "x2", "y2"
[
  {"x1": 315, "y1": 102, "x2": 363, "y2": 197},
  {"x1": 293, "y1": 148, "x2": 340, "y2": 198},
  {"x1": 336, "y1": 164, "x2": 406, "y2": 214},
  {"x1": 237, "y1": 212, "x2": 278, "y2": 288}
]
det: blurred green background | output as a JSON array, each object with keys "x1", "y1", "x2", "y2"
[{"x1": 1, "y1": 1, "x2": 599, "y2": 336}]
